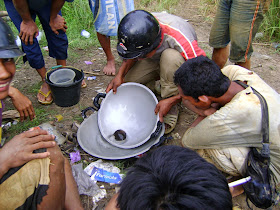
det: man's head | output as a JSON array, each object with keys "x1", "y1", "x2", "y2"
[
  {"x1": 174, "y1": 56, "x2": 230, "y2": 100},
  {"x1": 117, "y1": 10, "x2": 162, "y2": 59},
  {"x1": 115, "y1": 145, "x2": 232, "y2": 210},
  {"x1": 0, "y1": 18, "x2": 24, "y2": 99}
]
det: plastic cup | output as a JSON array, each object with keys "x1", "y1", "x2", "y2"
[{"x1": 49, "y1": 68, "x2": 75, "y2": 86}]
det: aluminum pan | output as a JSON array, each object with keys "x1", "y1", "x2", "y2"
[
  {"x1": 98, "y1": 82, "x2": 159, "y2": 149},
  {"x1": 77, "y1": 112, "x2": 164, "y2": 160}
]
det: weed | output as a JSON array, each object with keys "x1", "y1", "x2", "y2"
[
  {"x1": 3, "y1": 107, "x2": 56, "y2": 140},
  {"x1": 136, "y1": 0, "x2": 179, "y2": 12},
  {"x1": 260, "y1": 0, "x2": 280, "y2": 41}
]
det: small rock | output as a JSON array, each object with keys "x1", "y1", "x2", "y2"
[
  {"x1": 255, "y1": 32, "x2": 263, "y2": 39},
  {"x1": 72, "y1": 107, "x2": 80, "y2": 113}
]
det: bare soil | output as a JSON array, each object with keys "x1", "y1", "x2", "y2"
[{"x1": 3, "y1": 0, "x2": 280, "y2": 209}]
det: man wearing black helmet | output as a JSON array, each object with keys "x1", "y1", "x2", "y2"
[
  {"x1": 106, "y1": 10, "x2": 206, "y2": 134},
  {"x1": 0, "y1": 18, "x2": 83, "y2": 210}
]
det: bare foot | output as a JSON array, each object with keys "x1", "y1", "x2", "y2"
[
  {"x1": 37, "y1": 82, "x2": 53, "y2": 104},
  {"x1": 103, "y1": 59, "x2": 116, "y2": 76}
]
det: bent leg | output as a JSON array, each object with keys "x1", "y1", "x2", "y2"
[
  {"x1": 212, "y1": 45, "x2": 230, "y2": 69},
  {"x1": 64, "y1": 158, "x2": 83, "y2": 210},
  {"x1": 37, "y1": 145, "x2": 66, "y2": 209},
  {"x1": 38, "y1": 146, "x2": 82, "y2": 210},
  {"x1": 124, "y1": 59, "x2": 159, "y2": 85},
  {"x1": 229, "y1": 0, "x2": 264, "y2": 69},
  {"x1": 209, "y1": 0, "x2": 231, "y2": 68},
  {"x1": 160, "y1": 49, "x2": 185, "y2": 98}
]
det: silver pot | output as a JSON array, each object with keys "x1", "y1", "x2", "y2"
[
  {"x1": 77, "y1": 112, "x2": 165, "y2": 159},
  {"x1": 93, "y1": 82, "x2": 161, "y2": 149}
]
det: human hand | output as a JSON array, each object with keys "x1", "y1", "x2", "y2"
[
  {"x1": 9, "y1": 87, "x2": 35, "y2": 121},
  {"x1": 0, "y1": 129, "x2": 55, "y2": 171},
  {"x1": 203, "y1": 103, "x2": 219, "y2": 116},
  {"x1": 106, "y1": 75, "x2": 124, "y2": 94},
  {"x1": 19, "y1": 20, "x2": 39, "y2": 45},
  {"x1": 49, "y1": 14, "x2": 67, "y2": 35},
  {"x1": 154, "y1": 98, "x2": 174, "y2": 122}
]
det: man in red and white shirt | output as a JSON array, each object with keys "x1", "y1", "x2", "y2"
[{"x1": 106, "y1": 10, "x2": 205, "y2": 134}]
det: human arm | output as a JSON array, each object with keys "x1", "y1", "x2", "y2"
[
  {"x1": 49, "y1": 0, "x2": 68, "y2": 35},
  {"x1": 12, "y1": 0, "x2": 39, "y2": 45},
  {"x1": 0, "y1": 129, "x2": 56, "y2": 179},
  {"x1": 106, "y1": 59, "x2": 136, "y2": 93},
  {"x1": 8, "y1": 86, "x2": 35, "y2": 121},
  {"x1": 182, "y1": 99, "x2": 219, "y2": 119},
  {"x1": 154, "y1": 94, "x2": 182, "y2": 122}
]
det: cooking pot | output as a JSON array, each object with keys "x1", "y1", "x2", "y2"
[
  {"x1": 77, "y1": 111, "x2": 165, "y2": 159},
  {"x1": 93, "y1": 82, "x2": 162, "y2": 149}
]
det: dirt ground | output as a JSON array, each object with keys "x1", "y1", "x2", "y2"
[{"x1": 3, "y1": 0, "x2": 280, "y2": 209}]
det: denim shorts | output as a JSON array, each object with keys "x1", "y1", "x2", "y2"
[
  {"x1": 209, "y1": 0, "x2": 267, "y2": 63},
  {"x1": 4, "y1": 0, "x2": 68, "y2": 69}
]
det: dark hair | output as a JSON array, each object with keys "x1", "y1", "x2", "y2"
[
  {"x1": 117, "y1": 145, "x2": 232, "y2": 210},
  {"x1": 174, "y1": 56, "x2": 230, "y2": 99}
]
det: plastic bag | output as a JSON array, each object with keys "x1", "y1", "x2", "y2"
[
  {"x1": 89, "y1": 0, "x2": 134, "y2": 36},
  {"x1": 71, "y1": 163, "x2": 103, "y2": 196}
]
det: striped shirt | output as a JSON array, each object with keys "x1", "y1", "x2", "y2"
[{"x1": 152, "y1": 12, "x2": 206, "y2": 60}]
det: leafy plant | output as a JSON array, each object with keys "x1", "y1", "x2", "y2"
[{"x1": 260, "y1": 0, "x2": 280, "y2": 41}]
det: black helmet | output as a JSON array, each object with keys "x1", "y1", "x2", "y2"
[
  {"x1": 117, "y1": 10, "x2": 162, "y2": 59},
  {"x1": 0, "y1": 18, "x2": 24, "y2": 59}
]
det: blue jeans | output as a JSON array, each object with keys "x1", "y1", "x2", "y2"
[
  {"x1": 209, "y1": 0, "x2": 267, "y2": 63},
  {"x1": 4, "y1": 0, "x2": 68, "y2": 69}
]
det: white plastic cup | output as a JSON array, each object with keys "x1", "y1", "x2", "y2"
[
  {"x1": 81, "y1": 30, "x2": 90, "y2": 38},
  {"x1": 49, "y1": 68, "x2": 76, "y2": 86}
]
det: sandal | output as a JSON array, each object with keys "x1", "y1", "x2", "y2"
[
  {"x1": 164, "y1": 105, "x2": 179, "y2": 134},
  {"x1": 38, "y1": 89, "x2": 53, "y2": 105},
  {"x1": 81, "y1": 79, "x2": 87, "y2": 88},
  {"x1": 154, "y1": 80, "x2": 161, "y2": 95}
]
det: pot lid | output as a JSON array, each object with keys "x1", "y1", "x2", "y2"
[
  {"x1": 77, "y1": 112, "x2": 164, "y2": 160},
  {"x1": 97, "y1": 82, "x2": 160, "y2": 149}
]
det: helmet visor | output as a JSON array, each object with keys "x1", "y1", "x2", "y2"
[{"x1": 0, "y1": 45, "x2": 24, "y2": 59}]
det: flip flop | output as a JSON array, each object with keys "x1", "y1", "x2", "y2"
[
  {"x1": 154, "y1": 80, "x2": 161, "y2": 95},
  {"x1": 81, "y1": 79, "x2": 87, "y2": 88},
  {"x1": 164, "y1": 105, "x2": 179, "y2": 134},
  {"x1": 38, "y1": 89, "x2": 53, "y2": 105}
]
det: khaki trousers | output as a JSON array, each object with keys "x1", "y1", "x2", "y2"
[{"x1": 125, "y1": 49, "x2": 185, "y2": 98}]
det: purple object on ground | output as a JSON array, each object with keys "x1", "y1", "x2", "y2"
[
  {"x1": 84, "y1": 61, "x2": 93, "y2": 65},
  {"x1": 70, "y1": 150, "x2": 81, "y2": 163}
]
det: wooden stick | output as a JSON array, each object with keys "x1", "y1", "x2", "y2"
[{"x1": 83, "y1": 71, "x2": 105, "y2": 76}]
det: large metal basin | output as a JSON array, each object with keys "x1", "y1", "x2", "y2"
[
  {"x1": 77, "y1": 112, "x2": 164, "y2": 159},
  {"x1": 96, "y1": 82, "x2": 160, "y2": 149}
]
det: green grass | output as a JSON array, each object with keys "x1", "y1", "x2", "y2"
[
  {"x1": 260, "y1": 0, "x2": 280, "y2": 42},
  {"x1": 3, "y1": 107, "x2": 56, "y2": 140},
  {"x1": 62, "y1": 0, "x2": 100, "y2": 49},
  {"x1": 135, "y1": 0, "x2": 179, "y2": 12}
]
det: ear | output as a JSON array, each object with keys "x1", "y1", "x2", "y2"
[{"x1": 198, "y1": 95, "x2": 211, "y2": 103}]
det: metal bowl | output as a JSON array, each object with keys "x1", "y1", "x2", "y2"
[
  {"x1": 97, "y1": 82, "x2": 159, "y2": 149},
  {"x1": 77, "y1": 112, "x2": 164, "y2": 159}
]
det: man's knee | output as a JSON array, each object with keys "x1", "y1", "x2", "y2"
[
  {"x1": 160, "y1": 49, "x2": 184, "y2": 85},
  {"x1": 48, "y1": 145, "x2": 64, "y2": 169}
]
